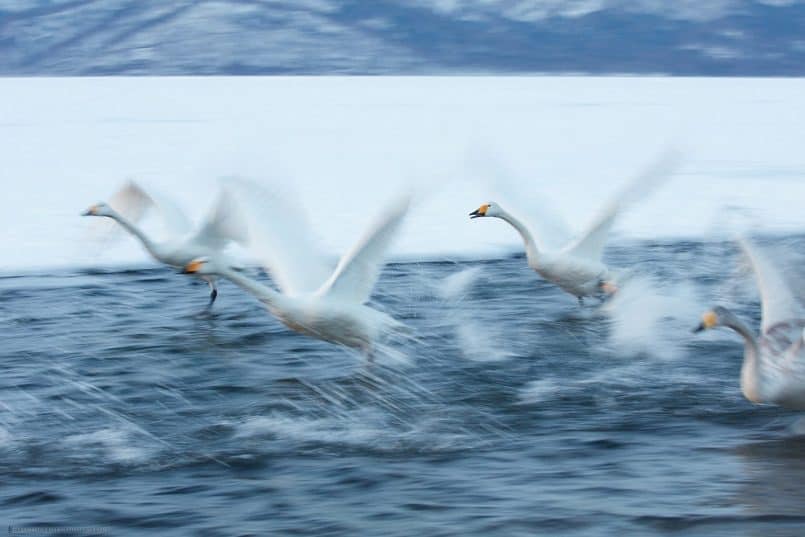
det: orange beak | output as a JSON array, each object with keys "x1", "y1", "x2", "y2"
[
  {"x1": 183, "y1": 259, "x2": 205, "y2": 274},
  {"x1": 469, "y1": 204, "x2": 489, "y2": 219}
]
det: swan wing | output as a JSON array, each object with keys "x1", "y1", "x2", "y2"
[
  {"x1": 147, "y1": 191, "x2": 194, "y2": 239},
  {"x1": 111, "y1": 181, "x2": 192, "y2": 239},
  {"x1": 739, "y1": 237, "x2": 802, "y2": 334},
  {"x1": 108, "y1": 181, "x2": 153, "y2": 224},
  {"x1": 560, "y1": 149, "x2": 681, "y2": 262},
  {"x1": 226, "y1": 178, "x2": 332, "y2": 296},
  {"x1": 559, "y1": 203, "x2": 618, "y2": 262},
  {"x1": 89, "y1": 180, "x2": 154, "y2": 241},
  {"x1": 317, "y1": 194, "x2": 410, "y2": 304},
  {"x1": 191, "y1": 188, "x2": 248, "y2": 251},
  {"x1": 92, "y1": 181, "x2": 189, "y2": 241}
]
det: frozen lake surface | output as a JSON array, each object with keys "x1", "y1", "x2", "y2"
[{"x1": 2, "y1": 76, "x2": 805, "y2": 272}]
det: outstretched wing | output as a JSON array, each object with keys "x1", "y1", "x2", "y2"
[
  {"x1": 226, "y1": 178, "x2": 332, "y2": 296},
  {"x1": 561, "y1": 149, "x2": 681, "y2": 262},
  {"x1": 105, "y1": 180, "x2": 192, "y2": 239},
  {"x1": 740, "y1": 237, "x2": 802, "y2": 334},
  {"x1": 559, "y1": 204, "x2": 619, "y2": 262},
  {"x1": 192, "y1": 188, "x2": 248, "y2": 251},
  {"x1": 317, "y1": 194, "x2": 410, "y2": 304},
  {"x1": 88, "y1": 180, "x2": 158, "y2": 242},
  {"x1": 108, "y1": 181, "x2": 152, "y2": 223},
  {"x1": 144, "y1": 188, "x2": 193, "y2": 239},
  {"x1": 87, "y1": 180, "x2": 150, "y2": 239}
]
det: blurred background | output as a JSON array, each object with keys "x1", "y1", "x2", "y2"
[{"x1": 2, "y1": 0, "x2": 805, "y2": 76}]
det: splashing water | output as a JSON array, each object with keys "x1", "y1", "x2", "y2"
[
  {"x1": 438, "y1": 267, "x2": 516, "y2": 362},
  {"x1": 63, "y1": 428, "x2": 153, "y2": 464},
  {"x1": 437, "y1": 266, "x2": 483, "y2": 301},
  {"x1": 602, "y1": 274, "x2": 704, "y2": 360}
]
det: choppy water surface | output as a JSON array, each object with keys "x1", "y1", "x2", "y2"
[{"x1": 3, "y1": 238, "x2": 805, "y2": 536}]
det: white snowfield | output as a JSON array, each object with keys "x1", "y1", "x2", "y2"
[{"x1": 2, "y1": 76, "x2": 805, "y2": 273}]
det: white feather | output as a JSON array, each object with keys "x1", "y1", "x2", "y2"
[
  {"x1": 225, "y1": 178, "x2": 332, "y2": 296},
  {"x1": 192, "y1": 187, "x2": 248, "y2": 251},
  {"x1": 317, "y1": 194, "x2": 410, "y2": 304},
  {"x1": 561, "y1": 149, "x2": 681, "y2": 262},
  {"x1": 739, "y1": 237, "x2": 802, "y2": 333}
]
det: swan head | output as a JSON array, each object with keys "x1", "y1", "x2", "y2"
[
  {"x1": 82, "y1": 202, "x2": 114, "y2": 217},
  {"x1": 469, "y1": 202, "x2": 502, "y2": 219},
  {"x1": 182, "y1": 257, "x2": 219, "y2": 275},
  {"x1": 693, "y1": 306, "x2": 732, "y2": 333}
]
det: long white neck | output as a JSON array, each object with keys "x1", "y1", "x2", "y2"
[
  {"x1": 496, "y1": 209, "x2": 540, "y2": 266},
  {"x1": 724, "y1": 315, "x2": 763, "y2": 402},
  {"x1": 106, "y1": 209, "x2": 159, "y2": 259},
  {"x1": 217, "y1": 266, "x2": 282, "y2": 308}
]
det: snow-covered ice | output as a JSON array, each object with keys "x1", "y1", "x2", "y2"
[{"x1": 2, "y1": 76, "x2": 805, "y2": 272}]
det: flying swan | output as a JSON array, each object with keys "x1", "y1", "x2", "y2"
[
  {"x1": 469, "y1": 153, "x2": 678, "y2": 304},
  {"x1": 82, "y1": 181, "x2": 244, "y2": 308},
  {"x1": 694, "y1": 238, "x2": 805, "y2": 410},
  {"x1": 183, "y1": 180, "x2": 410, "y2": 356}
]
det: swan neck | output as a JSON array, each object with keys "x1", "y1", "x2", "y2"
[
  {"x1": 725, "y1": 316, "x2": 759, "y2": 355},
  {"x1": 219, "y1": 267, "x2": 280, "y2": 306},
  {"x1": 498, "y1": 209, "x2": 540, "y2": 264},
  {"x1": 725, "y1": 316, "x2": 763, "y2": 400},
  {"x1": 107, "y1": 210, "x2": 158, "y2": 256}
]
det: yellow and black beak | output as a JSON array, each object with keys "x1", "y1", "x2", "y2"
[
  {"x1": 469, "y1": 204, "x2": 489, "y2": 219},
  {"x1": 81, "y1": 205, "x2": 97, "y2": 216},
  {"x1": 693, "y1": 310, "x2": 718, "y2": 333},
  {"x1": 182, "y1": 259, "x2": 205, "y2": 274}
]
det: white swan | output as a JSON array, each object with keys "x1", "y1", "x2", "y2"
[
  {"x1": 82, "y1": 181, "x2": 244, "y2": 308},
  {"x1": 694, "y1": 238, "x2": 805, "y2": 409},
  {"x1": 183, "y1": 181, "x2": 410, "y2": 355},
  {"x1": 469, "y1": 153, "x2": 678, "y2": 304},
  {"x1": 470, "y1": 200, "x2": 616, "y2": 303}
]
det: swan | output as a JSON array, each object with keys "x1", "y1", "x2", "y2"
[
  {"x1": 183, "y1": 180, "x2": 410, "y2": 356},
  {"x1": 82, "y1": 181, "x2": 244, "y2": 308},
  {"x1": 694, "y1": 238, "x2": 805, "y2": 409},
  {"x1": 469, "y1": 153, "x2": 678, "y2": 304},
  {"x1": 470, "y1": 201, "x2": 616, "y2": 303}
]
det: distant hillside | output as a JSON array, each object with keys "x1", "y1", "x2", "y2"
[{"x1": 1, "y1": 0, "x2": 804, "y2": 75}]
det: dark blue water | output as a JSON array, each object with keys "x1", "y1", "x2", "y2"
[{"x1": 3, "y1": 238, "x2": 805, "y2": 536}]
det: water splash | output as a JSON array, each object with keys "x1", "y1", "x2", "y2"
[
  {"x1": 63, "y1": 428, "x2": 153, "y2": 464},
  {"x1": 438, "y1": 267, "x2": 516, "y2": 362},
  {"x1": 601, "y1": 275, "x2": 704, "y2": 360},
  {"x1": 518, "y1": 378, "x2": 563, "y2": 405},
  {"x1": 437, "y1": 266, "x2": 483, "y2": 301}
]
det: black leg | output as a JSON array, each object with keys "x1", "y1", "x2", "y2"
[
  {"x1": 578, "y1": 296, "x2": 584, "y2": 306},
  {"x1": 206, "y1": 282, "x2": 218, "y2": 310}
]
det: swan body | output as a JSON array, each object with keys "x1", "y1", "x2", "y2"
[
  {"x1": 185, "y1": 261, "x2": 402, "y2": 352},
  {"x1": 184, "y1": 181, "x2": 409, "y2": 354},
  {"x1": 83, "y1": 182, "x2": 244, "y2": 307},
  {"x1": 695, "y1": 239, "x2": 805, "y2": 410},
  {"x1": 527, "y1": 250, "x2": 610, "y2": 298}
]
